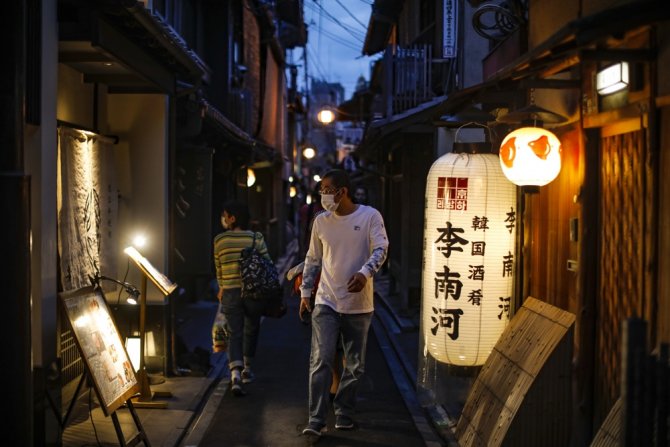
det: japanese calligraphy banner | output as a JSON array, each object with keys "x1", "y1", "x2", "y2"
[
  {"x1": 58, "y1": 127, "x2": 118, "y2": 292},
  {"x1": 422, "y1": 152, "x2": 516, "y2": 366}
]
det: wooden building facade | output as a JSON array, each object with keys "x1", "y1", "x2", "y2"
[{"x1": 355, "y1": 0, "x2": 670, "y2": 444}]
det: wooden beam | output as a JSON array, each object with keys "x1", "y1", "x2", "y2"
[
  {"x1": 92, "y1": 17, "x2": 175, "y2": 94},
  {"x1": 580, "y1": 48, "x2": 655, "y2": 62},
  {"x1": 59, "y1": 51, "x2": 113, "y2": 63},
  {"x1": 520, "y1": 79, "x2": 581, "y2": 90},
  {"x1": 583, "y1": 101, "x2": 648, "y2": 128}
]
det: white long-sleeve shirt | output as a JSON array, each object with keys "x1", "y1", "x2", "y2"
[{"x1": 300, "y1": 205, "x2": 389, "y2": 314}]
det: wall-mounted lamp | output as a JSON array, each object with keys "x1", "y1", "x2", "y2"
[
  {"x1": 132, "y1": 234, "x2": 147, "y2": 249},
  {"x1": 596, "y1": 62, "x2": 629, "y2": 95}
]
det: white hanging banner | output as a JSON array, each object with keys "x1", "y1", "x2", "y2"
[
  {"x1": 422, "y1": 152, "x2": 516, "y2": 366},
  {"x1": 58, "y1": 127, "x2": 118, "y2": 292},
  {"x1": 442, "y1": 0, "x2": 459, "y2": 58}
]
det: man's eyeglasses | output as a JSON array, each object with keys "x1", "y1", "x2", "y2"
[{"x1": 319, "y1": 187, "x2": 339, "y2": 195}]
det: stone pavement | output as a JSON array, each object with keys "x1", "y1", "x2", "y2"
[{"x1": 186, "y1": 291, "x2": 438, "y2": 447}]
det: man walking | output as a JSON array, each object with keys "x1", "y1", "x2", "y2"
[{"x1": 299, "y1": 169, "x2": 389, "y2": 437}]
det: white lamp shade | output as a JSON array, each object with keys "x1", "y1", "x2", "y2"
[
  {"x1": 499, "y1": 127, "x2": 562, "y2": 186},
  {"x1": 422, "y1": 152, "x2": 516, "y2": 366},
  {"x1": 596, "y1": 62, "x2": 629, "y2": 95}
]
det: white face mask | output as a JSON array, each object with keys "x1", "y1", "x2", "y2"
[
  {"x1": 221, "y1": 217, "x2": 228, "y2": 229},
  {"x1": 321, "y1": 193, "x2": 340, "y2": 212}
]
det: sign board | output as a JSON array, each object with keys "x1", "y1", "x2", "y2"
[
  {"x1": 124, "y1": 246, "x2": 177, "y2": 296},
  {"x1": 443, "y1": 0, "x2": 458, "y2": 58},
  {"x1": 59, "y1": 286, "x2": 140, "y2": 416}
]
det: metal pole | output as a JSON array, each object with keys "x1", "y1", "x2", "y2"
[
  {"x1": 132, "y1": 273, "x2": 169, "y2": 408},
  {"x1": 138, "y1": 274, "x2": 151, "y2": 400}
]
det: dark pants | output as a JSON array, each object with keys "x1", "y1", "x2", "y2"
[{"x1": 220, "y1": 287, "x2": 266, "y2": 370}]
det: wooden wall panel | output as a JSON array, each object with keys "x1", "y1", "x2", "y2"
[
  {"x1": 595, "y1": 127, "x2": 648, "y2": 427},
  {"x1": 527, "y1": 127, "x2": 583, "y2": 315},
  {"x1": 657, "y1": 108, "x2": 670, "y2": 344}
]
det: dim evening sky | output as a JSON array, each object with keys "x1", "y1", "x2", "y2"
[{"x1": 288, "y1": 0, "x2": 378, "y2": 100}]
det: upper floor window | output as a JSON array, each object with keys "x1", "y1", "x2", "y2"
[{"x1": 151, "y1": 0, "x2": 197, "y2": 50}]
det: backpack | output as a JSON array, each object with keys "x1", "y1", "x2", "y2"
[{"x1": 239, "y1": 232, "x2": 281, "y2": 301}]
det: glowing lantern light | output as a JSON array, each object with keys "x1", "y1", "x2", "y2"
[
  {"x1": 422, "y1": 151, "x2": 516, "y2": 366},
  {"x1": 499, "y1": 126, "x2": 561, "y2": 186},
  {"x1": 303, "y1": 146, "x2": 316, "y2": 159},
  {"x1": 317, "y1": 108, "x2": 335, "y2": 124},
  {"x1": 246, "y1": 168, "x2": 256, "y2": 187}
]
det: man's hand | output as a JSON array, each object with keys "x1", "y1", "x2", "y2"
[
  {"x1": 299, "y1": 297, "x2": 312, "y2": 322},
  {"x1": 347, "y1": 272, "x2": 367, "y2": 293}
]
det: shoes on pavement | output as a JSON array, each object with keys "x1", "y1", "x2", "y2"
[
  {"x1": 335, "y1": 415, "x2": 355, "y2": 430},
  {"x1": 242, "y1": 368, "x2": 255, "y2": 384},
  {"x1": 230, "y1": 377, "x2": 246, "y2": 396},
  {"x1": 230, "y1": 370, "x2": 247, "y2": 397},
  {"x1": 302, "y1": 422, "x2": 325, "y2": 437}
]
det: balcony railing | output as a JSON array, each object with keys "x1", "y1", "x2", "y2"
[{"x1": 381, "y1": 44, "x2": 458, "y2": 118}]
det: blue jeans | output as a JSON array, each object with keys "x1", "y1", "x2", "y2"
[
  {"x1": 220, "y1": 288, "x2": 265, "y2": 370},
  {"x1": 308, "y1": 304, "x2": 373, "y2": 426}
]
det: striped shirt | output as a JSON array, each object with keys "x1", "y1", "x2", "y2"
[{"x1": 214, "y1": 230, "x2": 270, "y2": 290}]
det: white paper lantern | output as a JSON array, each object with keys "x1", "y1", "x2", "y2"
[
  {"x1": 499, "y1": 126, "x2": 561, "y2": 186},
  {"x1": 422, "y1": 152, "x2": 516, "y2": 366}
]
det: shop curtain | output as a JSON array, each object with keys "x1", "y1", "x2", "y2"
[{"x1": 57, "y1": 127, "x2": 118, "y2": 292}]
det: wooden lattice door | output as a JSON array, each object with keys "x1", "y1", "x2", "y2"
[{"x1": 595, "y1": 124, "x2": 652, "y2": 426}]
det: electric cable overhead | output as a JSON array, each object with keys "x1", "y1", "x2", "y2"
[
  {"x1": 306, "y1": 46, "x2": 329, "y2": 82},
  {"x1": 334, "y1": 0, "x2": 368, "y2": 30},
  {"x1": 310, "y1": 24, "x2": 362, "y2": 51},
  {"x1": 305, "y1": 17, "x2": 365, "y2": 50},
  {"x1": 306, "y1": 1, "x2": 366, "y2": 42},
  {"x1": 302, "y1": 0, "x2": 373, "y2": 97}
]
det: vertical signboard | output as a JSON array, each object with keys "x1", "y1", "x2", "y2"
[{"x1": 443, "y1": 0, "x2": 459, "y2": 58}]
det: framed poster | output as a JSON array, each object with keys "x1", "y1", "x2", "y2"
[{"x1": 59, "y1": 286, "x2": 140, "y2": 416}]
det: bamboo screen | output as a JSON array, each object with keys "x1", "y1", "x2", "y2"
[
  {"x1": 456, "y1": 297, "x2": 575, "y2": 447},
  {"x1": 596, "y1": 128, "x2": 648, "y2": 427}
]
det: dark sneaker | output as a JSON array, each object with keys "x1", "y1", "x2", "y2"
[
  {"x1": 335, "y1": 415, "x2": 355, "y2": 430},
  {"x1": 230, "y1": 377, "x2": 246, "y2": 397},
  {"x1": 302, "y1": 422, "x2": 325, "y2": 437},
  {"x1": 241, "y1": 368, "x2": 255, "y2": 384}
]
